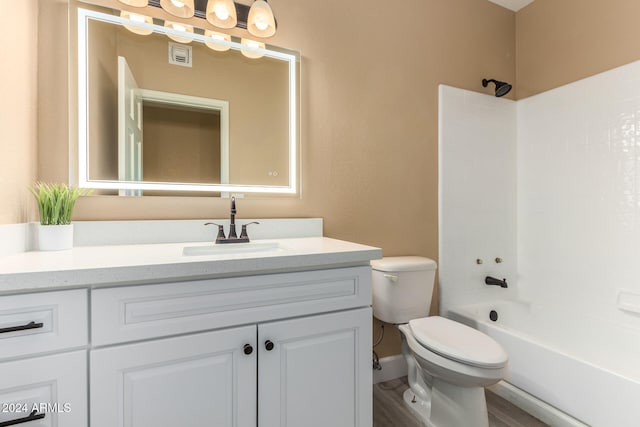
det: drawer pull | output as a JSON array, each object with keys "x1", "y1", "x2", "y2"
[
  {"x1": 0, "y1": 410, "x2": 45, "y2": 427},
  {"x1": 0, "y1": 321, "x2": 44, "y2": 335}
]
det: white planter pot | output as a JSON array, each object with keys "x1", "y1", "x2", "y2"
[{"x1": 37, "y1": 224, "x2": 74, "y2": 251}]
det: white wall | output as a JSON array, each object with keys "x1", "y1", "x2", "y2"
[
  {"x1": 517, "y1": 61, "x2": 640, "y2": 332},
  {"x1": 438, "y1": 85, "x2": 518, "y2": 315}
]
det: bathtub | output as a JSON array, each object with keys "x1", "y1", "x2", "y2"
[{"x1": 448, "y1": 300, "x2": 640, "y2": 427}]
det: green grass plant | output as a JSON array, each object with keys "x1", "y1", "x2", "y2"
[{"x1": 30, "y1": 183, "x2": 92, "y2": 225}]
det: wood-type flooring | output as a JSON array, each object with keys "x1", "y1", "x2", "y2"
[{"x1": 373, "y1": 377, "x2": 549, "y2": 427}]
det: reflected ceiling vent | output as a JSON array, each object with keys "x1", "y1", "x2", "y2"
[{"x1": 168, "y1": 42, "x2": 193, "y2": 67}]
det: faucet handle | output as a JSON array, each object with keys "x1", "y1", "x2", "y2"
[
  {"x1": 205, "y1": 222, "x2": 226, "y2": 243},
  {"x1": 239, "y1": 222, "x2": 260, "y2": 240}
]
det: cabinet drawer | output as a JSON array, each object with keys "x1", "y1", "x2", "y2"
[
  {"x1": 0, "y1": 350, "x2": 87, "y2": 427},
  {"x1": 0, "y1": 290, "x2": 88, "y2": 360},
  {"x1": 92, "y1": 266, "x2": 371, "y2": 346}
]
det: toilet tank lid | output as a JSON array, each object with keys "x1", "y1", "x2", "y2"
[{"x1": 371, "y1": 256, "x2": 437, "y2": 272}]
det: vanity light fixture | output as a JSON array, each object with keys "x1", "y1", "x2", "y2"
[
  {"x1": 164, "y1": 21, "x2": 194, "y2": 43},
  {"x1": 146, "y1": 0, "x2": 276, "y2": 38},
  {"x1": 160, "y1": 0, "x2": 195, "y2": 18},
  {"x1": 206, "y1": 0, "x2": 237, "y2": 29},
  {"x1": 204, "y1": 29, "x2": 231, "y2": 51},
  {"x1": 117, "y1": 0, "x2": 148, "y2": 7},
  {"x1": 240, "y1": 38, "x2": 265, "y2": 59},
  {"x1": 120, "y1": 10, "x2": 154, "y2": 35},
  {"x1": 247, "y1": 0, "x2": 276, "y2": 38}
]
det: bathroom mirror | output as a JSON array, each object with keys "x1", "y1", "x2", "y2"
[{"x1": 76, "y1": 7, "x2": 299, "y2": 195}]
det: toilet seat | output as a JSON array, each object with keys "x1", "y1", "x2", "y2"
[{"x1": 409, "y1": 316, "x2": 507, "y2": 368}]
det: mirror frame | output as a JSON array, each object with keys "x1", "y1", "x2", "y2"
[{"x1": 76, "y1": 8, "x2": 299, "y2": 194}]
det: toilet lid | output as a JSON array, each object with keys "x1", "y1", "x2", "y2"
[{"x1": 409, "y1": 317, "x2": 507, "y2": 368}]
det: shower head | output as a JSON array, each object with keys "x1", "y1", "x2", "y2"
[{"x1": 482, "y1": 78, "x2": 512, "y2": 97}]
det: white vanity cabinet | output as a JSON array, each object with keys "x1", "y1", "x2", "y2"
[
  {"x1": 0, "y1": 290, "x2": 88, "y2": 427},
  {"x1": 90, "y1": 326, "x2": 258, "y2": 427},
  {"x1": 258, "y1": 307, "x2": 371, "y2": 427},
  {"x1": 0, "y1": 351, "x2": 87, "y2": 427},
  {"x1": 89, "y1": 266, "x2": 372, "y2": 427}
]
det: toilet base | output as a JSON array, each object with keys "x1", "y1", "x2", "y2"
[
  {"x1": 402, "y1": 382, "x2": 488, "y2": 427},
  {"x1": 429, "y1": 378, "x2": 489, "y2": 427},
  {"x1": 402, "y1": 388, "x2": 431, "y2": 425}
]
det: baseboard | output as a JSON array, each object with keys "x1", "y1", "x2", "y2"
[
  {"x1": 373, "y1": 354, "x2": 407, "y2": 384},
  {"x1": 488, "y1": 381, "x2": 587, "y2": 427}
]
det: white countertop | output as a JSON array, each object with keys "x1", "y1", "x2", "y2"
[{"x1": 0, "y1": 237, "x2": 382, "y2": 294}]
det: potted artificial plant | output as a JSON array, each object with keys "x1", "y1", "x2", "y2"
[{"x1": 30, "y1": 182, "x2": 91, "y2": 251}]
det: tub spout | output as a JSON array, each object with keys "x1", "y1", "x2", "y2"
[{"x1": 485, "y1": 276, "x2": 508, "y2": 288}]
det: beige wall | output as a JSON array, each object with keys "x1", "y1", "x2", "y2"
[
  {"x1": 19, "y1": 0, "x2": 516, "y2": 357},
  {"x1": 78, "y1": 0, "x2": 515, "y2": 357},
  {"x1": 143, "y1": 106, "x2": 221, "y2": 183},
  {"x1": 0, "y1": 0, "x2": 38, "y2": 223},
  {"x1": 516, "y1": 0, "x2": 640, "y2": 98},
  {"x1": 0, "y1": 0, "x2": 629, "y2": 357}
]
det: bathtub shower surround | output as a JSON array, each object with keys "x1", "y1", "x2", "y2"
[
  {"x1": 517, "y1": 62, "x2": 640, "y2": 330},
  {"x1": 439, "y1": 61, "x2": 640, "y2": 427},
  {"x1": 449, "y1": 301, "x2": 640, "y2": 427},
  {"x1": 438, "y1": 85, "x2": 518, "y2": 314}
]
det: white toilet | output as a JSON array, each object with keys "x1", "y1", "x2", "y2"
[{"x1": 371, "y1": 256, "x2": 508, "y2": 427}]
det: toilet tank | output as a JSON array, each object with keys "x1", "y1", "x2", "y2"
[{"x1": 371, "y1": 256, "x2": 437, "y2": 324}]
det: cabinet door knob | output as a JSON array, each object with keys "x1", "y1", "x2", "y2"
[
  {"x1": 243, "y1": 344, "x2": 253, "y2": 355},
  {"x1": 265, "y1": 340, "x2": 274, "y2": 351}
]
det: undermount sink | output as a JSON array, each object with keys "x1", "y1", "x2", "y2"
[{"x1": 182, "y1": 241, "x2": 283, "y2": 257}]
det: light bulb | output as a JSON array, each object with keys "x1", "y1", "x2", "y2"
[
  {"x1": 129, "y1": 13, "x2": 146, "y2": 23},
  {"x1": 254, "y1": 16, "x2": 268, "y2": 31},
  {"x1": 204, "y1": 30, "x2": 231, "y2": 52},
  {"x1": 247, "y1": 1, "x2": 276, "y2": 38},
  {"x1": 206, "y1": 0, "x2": 237, "y2": 29},
  {"x1": 160, "y1": 0, "x2": 194, "y2": 18},
  {"x1": 241, "y1": 38, "x2": 265, "y2": 59},
  {"x1": 164, "y1": 21, "x2": 194, "y2": 43},
  {"x1": 121, "y1": 10, "x2": 153, "y2": 35},
  {"x1": 214, "y1": 3, "x2": 230, "y2": 20}
]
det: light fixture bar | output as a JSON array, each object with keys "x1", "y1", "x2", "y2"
[{"x1": 147, "y1": 0, "x2": 250, "y2": 29}]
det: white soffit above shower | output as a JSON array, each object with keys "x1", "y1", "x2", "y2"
[{"x1": 487, "y1": 0, "x2": 535, "y2": 12}]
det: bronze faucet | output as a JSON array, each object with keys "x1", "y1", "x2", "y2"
[{"x1": 205, "y1": 197, "x2": 259, "y2": 244}]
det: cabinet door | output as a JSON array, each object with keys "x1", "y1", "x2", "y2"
[
  {"x1": 91, "y1": 326, "x2": 257, "y2": 427},
  {"x1": 258, "y1": 308, "x2": 372, "y2": 427},
  {"x1": 0, "y1": 351, "x2": 87, "y2": 427}
]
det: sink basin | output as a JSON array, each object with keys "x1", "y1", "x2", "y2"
[{"x1": 182, "y1": 241, "x2": 283, "y2": 256}]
